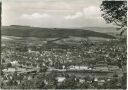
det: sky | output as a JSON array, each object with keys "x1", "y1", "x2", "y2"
[{"x1": 2, "y1": 0, "x2": 114, "y2": 28}]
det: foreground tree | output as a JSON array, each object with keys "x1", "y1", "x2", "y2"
[{"x1": 100, "y1": 1, "x2": 127, "y2": 35}]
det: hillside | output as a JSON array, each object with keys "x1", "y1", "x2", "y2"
[{"x1": 1, "y1": 25, "x2": 116, "y2": 39}]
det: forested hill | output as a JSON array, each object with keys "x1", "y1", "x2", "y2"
[{"x1": 1, "y1": 25, "x2": 116, "y2": 39}]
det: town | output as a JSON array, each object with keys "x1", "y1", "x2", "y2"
[{"x1": 1, "y1": 36, "x2": 126, "y2": 89}]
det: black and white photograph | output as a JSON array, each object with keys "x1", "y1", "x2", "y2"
[{"x1": 0, "y1": 0, "x2": 127, "y2": 89}]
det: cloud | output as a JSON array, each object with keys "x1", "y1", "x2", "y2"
[
  {"x1": 21, "y1": 13, "x2": 51, "y2": 19},
  {"x1": 83, "y1": 6, "x2": 100, "y2": 17},
  {"x1": 64, "y1": 6, "x2": 101, "y2": 20},
  {"x1": 64, "y1": 12, "x2": 83, "y2": 20}
]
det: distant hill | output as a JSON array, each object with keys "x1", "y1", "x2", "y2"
[
  {"x1": 82, "y1": 27, "x2": 118, "y2": 33},
  {"x1": 1, "y1": 25, "x2": 116, "y2": 39}
]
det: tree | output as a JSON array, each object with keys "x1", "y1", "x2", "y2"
[
  {"x1": 6, "y1": 63, "x2": 12, "y2": 68},
  {"x1": 100, "y1": 1, "x2": 127, "y2": 35}
]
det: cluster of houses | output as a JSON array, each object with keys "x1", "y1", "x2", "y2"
[{"x1": 2, "y1": 59, "x2": 123, "y2": 87}]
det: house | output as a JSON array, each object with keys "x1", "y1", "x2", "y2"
[
  {"x1": 93, "y1": 64, "x2": 109, "y2": 71},
  {"x1": 56, "y1": 77, "x2": 65, "y2": 83},
  {"x1": 94, "y1": 66, "x2": 109, "y2": 71},
  {"x1": 2, "y1": 68, "x2": 16, "y2": 73},
  {"x1": 10, "y1": 61, "x2": 20, "y2": 67},
  {"x1": 98, "y1": 79, "x2": 105, "y2": 86},
  {"x1": 108, "y1": 65, "x2": 119, "y2": 71},
  {"x1": 69, "y1": 65, "x2": 90, "y2": 70}
]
